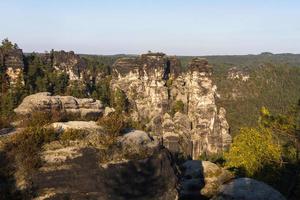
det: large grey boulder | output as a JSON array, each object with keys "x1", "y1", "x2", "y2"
[
  {"x1": 120, "y1": 130, "x2": 159, "y2": 152},
  {"x1": 180, "y1": 160, "x2": 233, "y2": 199},
  {"x1": 14, "y1": 92, "x2": 103, "y2": 119},
  {"x1": 212, "y1": 178, "x2": 286, "y2": 200}
]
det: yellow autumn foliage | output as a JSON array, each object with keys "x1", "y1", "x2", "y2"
[{"x1": 224, "y1": 127, "x2": 282, "y2": 176}]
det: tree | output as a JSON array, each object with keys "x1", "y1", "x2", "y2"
[
  {"x1": 112, "y1": 88, "x2": 129, "y2": 113},
  {"x1": 224, "y1": 127, "x2": 282, "y2": 176},
  {"x1": 91, "y1": 77, "x2": 111, "y2": 106},
  {"x1": 258, "y1": 106, "x2": 299, "y2": 162},
  {"x1": 0, "y1": 38, "x2": 14, "y2": 50},
  {"x1": 171, "y1": 100, "x2": 184, "y2": 115},
  {"x1": 49, "y1": 72, "x2": 69, "y2": 94},
  {"x1": 97, "y1": 112, "x2": 126, "y2": 138},
  {"x1": 66, "y1": 81, "x2": 86, "y2": 98}
]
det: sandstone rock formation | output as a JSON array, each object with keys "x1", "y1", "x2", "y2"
[
  {"x1": 30, "y1": 131, "x2": 178, "y2": 200},
  {"x1": 111, "y1": 53, "x2": 232, "y2": 159},
  {"x1": 227, "y1": 67, "x2": 250, "y2": 81},
  {"x1": 51, "y1": 121, "x2": 102, "y2": 133},
  {"x1": 14, "y1": 92, "x2": 104, "y2": 119},
  {"x1": 0, "y1": 48, "x2": 24, "y2": 86},
  {"x1": 212, "y1": 178, "x2": 286, "y2": 200},
  {"x1": 180, "y1": 160, "x2": 233, "y2": 199},
  {"x1": 51, "y1": 50, "x2": 88, "y2": 81},
  {"x1": 120, "y1": 130, "x2": 159, "y2": 153},
  {"x1": 104, "y1": 106, "x2": 116, "y2": 116}
]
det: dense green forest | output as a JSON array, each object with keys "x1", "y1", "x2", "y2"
[{"x1": 178, "y1": 54, "x2": 300, "y2": 135}]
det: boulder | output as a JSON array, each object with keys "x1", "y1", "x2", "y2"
[
  {"x1": 120, "y1": 130, "x2": 159, "y2": 152},
  {"x1": 14, "y1": 92, "x2": 104, "y2": 120},
  {"x1": 180, "y1": 160, "x2": 233, "y2": 199},
  {"x1": 104, "y1": 106, "x2": 116, "y2": 117},
  {"x1": 51, "y1": 121, "x2": 102, "y2": 133},
  {"x1": 212, "y1": 178, "x2": 286, "y2": 200}
]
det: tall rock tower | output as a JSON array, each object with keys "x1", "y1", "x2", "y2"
[
  {"x1": 111, "y1": 53, "x2": 231, "y2": 159},
  {"x1": 0, "y1": 48, "x2": 25, "y2": 87}
]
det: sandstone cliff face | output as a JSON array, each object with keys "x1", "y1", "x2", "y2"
[
  {"x1": 51, "y1": 50, "x2": 87, "y2": 81},
  {"x1": 111, "y1": 53, "x2": 232, "y2": 159},
  {"x1": 0, "y1": 48, "x2": 24, "y2": 86},
  {"x1": 111, "y1": 53, "x2": 180, "y2": 121}
]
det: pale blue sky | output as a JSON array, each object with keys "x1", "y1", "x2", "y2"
[{"x1": 1, "y1": 0, "x2": 299, "y2": 55}]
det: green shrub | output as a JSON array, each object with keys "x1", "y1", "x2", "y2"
[
  {"x1": 126, "y1": 118, "x2": 146, "y2": 131},
  {"x1": 8, "y1": 126, "x2": 59, "y2": 175},
  {"x1": 199, "y1": 153, "x2": 225, "y2": 165},
  {"x1": 19, "y1": 109, "x2": 83, "y2": 127},
  {"x1": 97, "y1": 112, "x2": 126, "y2": 145},
  {"x1": 0, "y1": 116, "x2": 12, "y2": 129},
  {"x1": 166, "y1": 78, "x2": 173, "y2": 87},
  {"x1": 171, "y1": 100, "x2": 184, "y2": 115},
  {"x1": 112, "y1": 88, "x2": 129, "y2": 113},
  {"x1": 19, "y1": 111, "x2": 53, "y2": 127},
  {"x1": 60, "y1": 129, "x2": 86, "y2": 142}
]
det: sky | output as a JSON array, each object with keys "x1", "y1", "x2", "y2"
[{"x1": 1, "y1": 0, "x2": 300, "y2": 56}]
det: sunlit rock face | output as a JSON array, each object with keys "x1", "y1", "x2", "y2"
[
  {"x1": 51, "y1": 50, "x2": 87, "y2": 81},
  {"x1": 111, "y1": 53, "x2": 232, "y2": 159},
  {"x1": 111, "y1": 53, "x2": 180, "y2": 121},
  {"x1": 0, "y1": 48, "x2": 25, "y2": 86},
  {"x1": 227, "y1": 67, "x2": 250, "y2": 82},
  {"x1": 14, "y1": 92, "x2": 104, "y2": 119}
]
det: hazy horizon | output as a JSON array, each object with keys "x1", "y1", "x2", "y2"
[{"x1": 1, "y1": 0, "x2": 300, "y2": 56}]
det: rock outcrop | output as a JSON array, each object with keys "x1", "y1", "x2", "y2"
[
  {"x1": 51, "y1": 121, "x2": 102, "y2": 133},
  {"x1": 212, "y1": 178, "x2": 286, "y2": 200},
  {"x1": 227, "y1": 67, "x2": 250, "y2": 81},
  {"x1": 14, "y1": 92, "x2": 104, "y2": 119},
  {"x1": 120, "y1": 130, "x2": 159, "y2": 151},
  {"x1": 180, "y1": 160, "x2": 233, "y2": 199},
  {"x1": 111, "y1": 53, "x2": 232, "y2": 159},
  {"x1": 51, "y1": 50, "x2": 88, "y2": 81},
  {"x1": 30, "y1": 131, "x2": 178, "y2": 200},
  {"x1": 0, "y1": 48, "x2": 24, "y2": 86}
]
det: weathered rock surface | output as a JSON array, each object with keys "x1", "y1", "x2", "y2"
[
  {"x1": 51, "y1": 50, "x2": 88, "y2": 81},
  {"x1": 111, "y1": 53, "x2": 232, "y2": 159},
  {"x1": 44, "y1": 50, "x2": 105, "y2": 86},
  {"x1": 120, "y1": 130, "x2": 159, "y2": 152},
  {"x1": 51, "y1": 121, "x2": 102, "y2": 133},
  {"x1": 14, "y1": 92, "x2": 104, "y2": 119},
  {"x1": 227, "y1": 67, "x2": 250, "y2": 82},
  {"x1": 0, "y1": 48, "x2": 24, "y2": 86},
  {"x1": 104, "y1": 106, "x2": 116, "y2": 117},
  {"x1": 212, "y1": 178, "x2": 286, "y2": 200},
  {"x1": 31, "y1": 133, "x2": 178, "y2": 200},
  {"x1": 180, "y1": 160, "x2": 233, "y2": 199}
]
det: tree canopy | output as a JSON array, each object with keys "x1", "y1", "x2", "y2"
[{"x1": 224, "y1": 127, "x2": 282, "y2": 176}]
